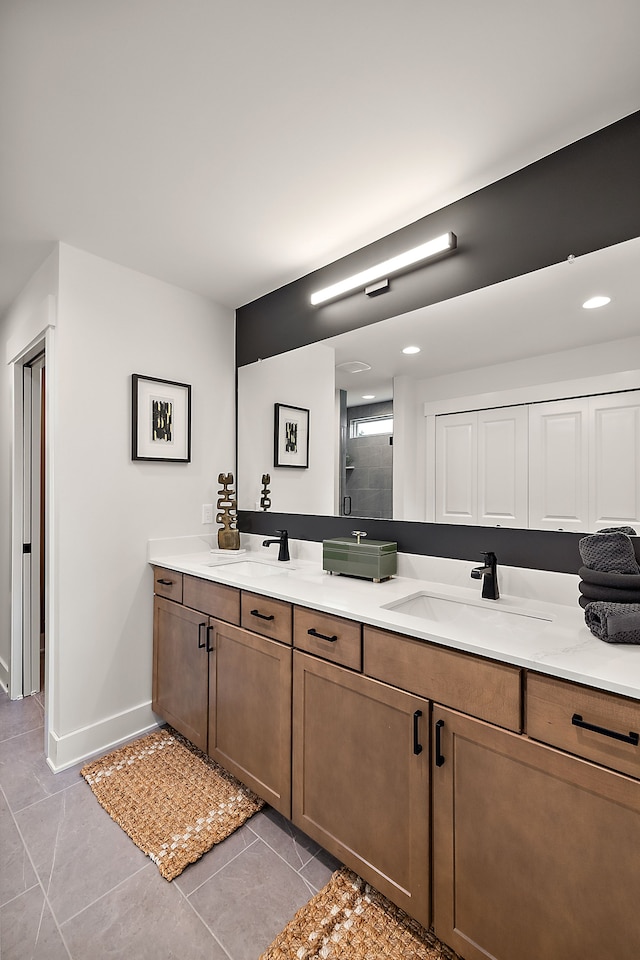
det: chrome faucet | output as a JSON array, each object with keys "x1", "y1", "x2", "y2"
[
  {"x1": 262, "y1": 529, "x2": 290, "y2": 562},
  {"x1": 470, "y1": 551, "x2": 499, "y2": 600}
]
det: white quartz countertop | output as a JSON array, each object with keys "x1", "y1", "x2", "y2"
[{"x1": 150, "y1": 549, "x2": 640, "y2": 702}]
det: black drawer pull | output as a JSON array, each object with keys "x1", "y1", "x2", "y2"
[
  {"x1": 197, "y1": 622, "x2": 207, "y2": 649},
  {"x1": 571, "y1": 713, "x2": 639, "y2": 746},
  {"x1": 413, "y1": 710, "x2": 423, "y2": 755},
  {"x1": 156, "y1": 578, "x2": 174, "y2": 586},
  {"x1": 206, "y1": 625, "x2": 215, "y2": 653},
  {"x1": 435, "y1": 718, "x2": 445, "y2": 766},
  {"x1": 250, "y1": 609, "x2": 275, "y2": 621},
  {"x1": 308, "y1": 628, "x2": 338, "y2": 643}
]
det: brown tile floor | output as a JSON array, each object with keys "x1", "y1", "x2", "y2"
[{"x1": 0, "y1": 688, "x2": 340, "y2": 960}]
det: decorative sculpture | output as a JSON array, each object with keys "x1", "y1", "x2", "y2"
[
  {"x1": 260, "y1": 473, "x2": 271, "y2": 511},
  {"x1": 216, "y1": 472, "x2": 240, "y2": 550}
]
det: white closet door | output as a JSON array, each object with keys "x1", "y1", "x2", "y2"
[
  {"x1": 589, "y1": 390, "x2": 640, "y2": 531},
  {"x1": 529, "y1": 398, "x2": 589, "y2": 531},
  {"x1": 435, "y1": 412, "x2": 477, "y2": 524},
  {"x1": 477, "y1": 406, "x2": 528, "y2": 528}
]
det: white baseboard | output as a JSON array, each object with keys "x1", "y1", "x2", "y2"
[{"x1": 47, "y1": 700, "x2": 160, "y2": 772}]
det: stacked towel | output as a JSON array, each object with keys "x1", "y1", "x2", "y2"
[
  {"x1": 578, "y1": 531, "x2": 640, "y2": 574},
  {"x1": 584, "y1": 602, "x2": 640, "y2": 644},
  {"x1": 579, "y1": 527, "x2": 640, "y2": 643}
]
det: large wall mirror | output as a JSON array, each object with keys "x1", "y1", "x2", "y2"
[{"x1": 238, "y1": 235, "x2": 640, "y2": 533}]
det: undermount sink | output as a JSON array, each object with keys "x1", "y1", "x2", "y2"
[
  {"x1": 382, "y1": 592, "x2": 552, "y2": 627},
  {"x1": 205, "y1": 559, "x2": 297, "y2": 577}
]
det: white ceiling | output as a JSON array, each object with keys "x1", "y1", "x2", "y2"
[{"x1": 1, "y1": 0, "x2": 639, "y2": 320}]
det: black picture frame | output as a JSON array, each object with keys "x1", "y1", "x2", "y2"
[
  {"x1": 274, "y1": 403, "x2": 309, "y2": 468},
  {"x1": 131, "y1": 374, "x2": 191, "y2": 462}
]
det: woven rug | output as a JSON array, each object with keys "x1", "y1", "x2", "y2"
[
  {"x1": 261, "y1": 867, "x2": 461, "y2": 960},
  {"x1": 80, "y1": 727, "x2": 264, "y2": 880}
]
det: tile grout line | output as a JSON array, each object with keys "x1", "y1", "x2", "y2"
[
  {"x1": 173, "y1": 881, "x2": 236, "y2": 960},
  {"x1": 58, "y1": 861, "x2": 152, "y2": 927},
  {"x1": 179, "y1": 833, "x2": 260, "y2": 898},
  {"x1": 246, "y1": 820, "x2": 323, "y2": 882},
  {"x1": 1, "y1": 779, "x2": 75, "y2": 960}
]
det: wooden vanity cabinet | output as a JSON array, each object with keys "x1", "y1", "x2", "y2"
[
  {"x1": 292, "y1": 650, "x2": 431, "y2": 928},
  {"x1": 432, "y1": 704, "x2": 640, "y2": 960},
  {"x1": 208, "y1": 620, "x2": 292, "y2": 817},
  {"x1": 152, "y1": 594, "x2": 209, "y2": 751},
  {"x1": 152, "y1": 572, "x2": 292, "y2": 816}
]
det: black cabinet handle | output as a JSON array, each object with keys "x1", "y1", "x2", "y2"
[
  {"x1": 206, "y1": 625, "x2": 215, "y2": 653},
  {"x1": 197, "y1": 622, "x2": 206, "y2": 649},
  {"x1": 250, "y1": 609, "x2": 275, "y2": 621},
  {"x1": 413, "y1": 710, "x2": 423, "y2": 755},
  {"x1": 435, "y1": 719, "x2": 445, "y2": 766},
  {"x1": 343, "y1": 496, "x2": 352, "y2": 516},
  {"x1": 156, "y1": 578, "x2": 174, "y2": 586},
  {"x1": 571, "y1": 713, "x2": 639, "y2": 746},
  {"x1": 308, "y1": 628, "x2": 338, "y2": 643}
]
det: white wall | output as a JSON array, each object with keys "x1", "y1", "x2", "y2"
[
  {"x1": 0, "y1": 248, "x2": 59, "y2": 692},
  {"x1": 237, "y1": 343, "x2": 336, "y2": 515},
  {"x1": 1, "y1": 243, "x2": 236, "y2": 769}
]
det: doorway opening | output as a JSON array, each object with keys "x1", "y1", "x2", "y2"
[{"x1": 21, "y1": 350, "x2": 46, "y2": 699}]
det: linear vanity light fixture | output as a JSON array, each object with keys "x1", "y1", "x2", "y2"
[{"x1": 310, "y1": 232, "x2": 457, "y2": 305}]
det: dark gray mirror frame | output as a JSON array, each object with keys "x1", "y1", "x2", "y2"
[{"x1": 235, "y1": 112, "x2": 640, "y2": 574}]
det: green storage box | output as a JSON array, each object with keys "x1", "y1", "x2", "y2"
[{"x1": 322, "y1": 535, "x2": 397, "y2": 582}]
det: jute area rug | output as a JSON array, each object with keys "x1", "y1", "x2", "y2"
[
  {"x1": 80, "y1": 726, "x2": 264, "y2": 880},
  {"x1": 261, "y1": 867, "x2": 461, "y2": 960}
]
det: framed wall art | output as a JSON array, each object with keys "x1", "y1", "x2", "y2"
[
  {"x1": 274, "y1": 403, "x2": 309, "y2": 468},
  {"x1": 131, "y1": 374, "x2": 191, "y2": 462}
]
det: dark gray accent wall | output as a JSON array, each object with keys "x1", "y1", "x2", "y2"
[
  {"x1": 236, "y1": 112, "x2": 640, "y2": 367},
  {"x1": 235, "y1": 111, "x2": 640, "y2": 574}
]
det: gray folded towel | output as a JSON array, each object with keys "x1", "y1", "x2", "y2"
[
  {"x1": 598, "y1": 526, "x2": 637, "y2": 536},
  {"x1": 579, "y1": 566, "x2": 640, "y2": 589},
  {"x1": 578, "y1": 580, "x2": 640, "y2": 603},
  {"x1": 584, "y1": 601, "x2": 640, "y2": 643},
  {"x1": 579, "y1": 532, "x2": 640, "y2": 575}
]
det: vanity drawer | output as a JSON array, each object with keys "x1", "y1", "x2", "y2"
[
  {"x1": 183, "y1": 575, "x2": 240, "y2": 624},
  {"x1": 241, "y1": 592, "x2": 292, "y2": 645},
  {"x1": 153, "y1": 566, "x2": 183, "y2": 603},
  {"x1": 293, "y1": 606, "x2": 362, "y2": 670},
  {"x1": 527, "y1": 673, "x2": 640, "y2": 779},
  {"x1": 364, "y1": 626, "x2": 522, "y2": 731}
]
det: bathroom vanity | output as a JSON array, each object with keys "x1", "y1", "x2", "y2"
[{"x1": 151, "y1": 550, "x2": 640, "y2": 959}]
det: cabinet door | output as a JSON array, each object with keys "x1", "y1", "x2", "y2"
[
  {"x1": 152, "y1": 596, "x2": 209, "y2": 751},
  {"x1": 435, "y1": 412, "x2": 477, "y2": 524},
  {"x1": 589, "y1": 389, "x2": 640, "y2": 530},
  {"x1": 435, "y1": 407, "x2": 527, "y2": 527},
  {"x1": 529, "y1": 397, "x2": 589, "y2": 531},
  {"x1": 477, "y1": 406, "x2": 528, "y2": 528},
  {"x1": 432, "y1": 705, "x2": 640, "y2": 960},
  {"x1": 292, "y1": 652, "x2": 430, "y2": 927},
  {"x1": 208, "y1": 621, "x2": 292, "y2": 818}
]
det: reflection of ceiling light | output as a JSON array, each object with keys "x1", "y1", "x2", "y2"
[
  {"x1": 582, "y1": 295, "x2": 611, "y2": 309},
  {"x1": 310, "y1": 232, "x2": 457, "y2": 305},
  {"x1": 336, "y1": 360, "x2": 372, "y2": 374},
  {"x1": 362, "y1": 394, "x2": 375, "y2": 400},
  {"x1": 402, "y1": 345, "x2": 421, "y2": 355}
]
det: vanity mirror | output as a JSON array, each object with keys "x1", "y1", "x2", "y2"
[{"x1": 238, "y1": 236, "x2": 640, "y2": 531}]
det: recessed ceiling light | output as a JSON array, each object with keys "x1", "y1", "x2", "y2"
[
  {"x1": 402, "y1": 345, "x2": 421, "y2": 355},
  {"x1": 582, "y1": 295, "x2": 611, "y2": 309},
  {"x1": 362, "y1": 394, "x2": 375, "y2": 400}
]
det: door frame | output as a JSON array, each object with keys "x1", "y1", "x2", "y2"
[{"x1": 8, "y1": 297, "x2": 56, "y2": 751}]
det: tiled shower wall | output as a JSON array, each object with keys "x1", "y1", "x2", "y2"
[{"x1": 345, "y1": 400, "x2": 393, "y2": 519}]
